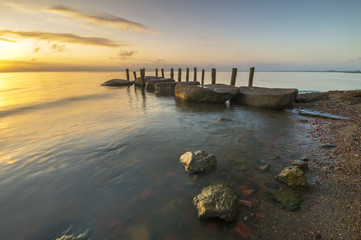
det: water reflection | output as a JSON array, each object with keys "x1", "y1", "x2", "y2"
[{"x1": 0, "y1": 72, "x2": 313, "y2": 240}]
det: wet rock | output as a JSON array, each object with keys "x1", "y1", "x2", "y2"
[
  {"x1": 134, "y1": 76, "x2": 163, "y2": 86},
  {"x1": 193, "y1": 184, "x2": 240, "y2": 222},
  {"x1": 154, "y1": 82, "x2": 177, "y2": 95},
  {"x1": 232, "y1": 87, "x2": 298, "y2": 109},
  {"x1": 175, "y1": 83, "x2": 239, "y2": 103},
  {"x1": 275, "y1": 166, "x2": 308, "y2": 189},
  {"x1": 217, "y1": 117, "x2": 232, "y2": 121},
  {"x1": 180, "y1": 150, "x2": 217, "y2": 174},
  {"x1": 101, "y1": 79, "x2": 134, "y2": 86},
  {"x1": 275, "y1": 187, "x2": 303, "y2": 211},
  {"x1": 146, "y1": 78, "x2": 175, "y2": 92},
  {"x1": 292, "y1": 160, "x2": 308, "y2": 172},
  {"x1": 320, "y1": 143, "x2": 337, "y2": 149},
  {"x1": 296, "y1": 92, "x2": 329, "y2": 103},
  {"x1": 299, "y1": 109, "x2": 349, "y2": 120},
  {"x1": 258, "y1": 164, "x2": 270, "y2": 171}
]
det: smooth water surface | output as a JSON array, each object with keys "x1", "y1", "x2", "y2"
[{"x1": 0, "y1": 71, "x2": 358, "y2": 239}]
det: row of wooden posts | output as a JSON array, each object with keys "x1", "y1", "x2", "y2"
[{"x1": 124, "y1": 67, "x2": 256, "y2": 87}]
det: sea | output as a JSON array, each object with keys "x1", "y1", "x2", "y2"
[{"x1": 0, "y1": 71, "x2": 360, "y2": 240}]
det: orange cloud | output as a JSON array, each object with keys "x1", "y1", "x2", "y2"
[
  {"x1": 47, "y1": 5, "x2": 159, "y2": 34},
  {"x1": 0, "y1": 30, "x2": 127, "y2": 47}
]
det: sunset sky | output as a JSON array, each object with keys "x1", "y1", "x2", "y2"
[{"x1": 1, "y1": 0, "x2": 361, "y2": 72}]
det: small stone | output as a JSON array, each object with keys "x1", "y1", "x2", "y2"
[
  {"x1": 320, "y1": 143, "x2": 337, "y2": 149},
  {"x1": 275, "y1": 187, "x2": 303, "y2": 211},
  {"x1": 275, "y1": 166, "x2": 308, "y2": 189},
  {"x1": 231, "y1": 221, "x2": 252, "y2": 239},
  {"x1": 180, "y1": 150, "x2": 217, "y2": 174},
  {"x1": 259, "y1": 164, "x2": 270, "y2": 171},
  {"x1": 193, "y1": 184, "x2": 239, "y2": 222},
  {"x1": 217, "y1": 117, "x2": 232, "y2": 121},
  {"x1": 239, "y1": 200, "x2": 252, "y2": 208}
]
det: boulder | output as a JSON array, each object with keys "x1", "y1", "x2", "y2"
[
  {"x1": 101, "y1": 79, "x2": 134, "y2": 86},
  {"x1": 275, "y1": 166, "x2": 307, "y2": 189},
  {"x1": 175, "y1": 83, "x2": 239, "y2": 103},
  {"x1": 275, "y1": 187, "x2": 303, "y2": 211},
  {"x1": 232, "y1": 87, "x2": 298, "y2": 109},
  {"x1": 180, "y1": 150, "x2": 217, "y2": 174},
  {"x1": 155, "y1": 82, "x2": 178, "y2": 95},
  {"x1": 134, "y1": 76, "x2": 164, "y2": 86},
  {"x1": 146, "y1": 78, "x2": 175, "y2": 92},
  {"x1": 193, "y1": 184, "x2": 240, "y2": 222}
]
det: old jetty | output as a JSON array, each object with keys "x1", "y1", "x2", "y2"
[{"x1": 102, "y1": 67, "x2": 299, "y2": 109}]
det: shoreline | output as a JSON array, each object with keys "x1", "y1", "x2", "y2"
[{"x1": 251, "y1": 91, "x2": 361, "y2": 239}]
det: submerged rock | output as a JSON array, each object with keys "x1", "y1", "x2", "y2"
[
  {"x1": 275, "y1": 166, "x2": 308, "y2": 189},
  {"x1": 180, "y1": 150, "x2": 217, "y2": 174},
  {"x1": 101, "y1": 79, "x2": 134, "y2": 86},
  {"x1": 193, "y1": 184, "x2": 240, "y2": 222},
  {"x1": 275, "y1": 187, "x2": 303, "y2": 211},
  {"x1": 232, "y1": 87, "x2": 298, "y2": 109},
  {"x1": 175, "y1": 83, "x2": 239, "y2": 103}
]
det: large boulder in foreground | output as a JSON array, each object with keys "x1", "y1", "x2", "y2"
[
  {"x1": 193, "y1": 184, "x2": 240, "y2": 222},
  {"x1": 232, "y1": 87, "x2": 298, "y2": 109},
  {"x1": 275, "y1": 166, "x2": 308, "y2": 189},
  {"x1": 134, "y1": 76, "x2": 164, "y2": 86},
  {"x1": 101, "y1": 79, "x2": 134, "y2": 86},
  {"x1": 146, "y1": 78, "x2": 175, "y2": 92},
  {"x1": 180, "y1": 150, "x2": 217, "y2": 174},
  {"x1": 175, "y1": 83, "x2": 239, "y2": 103},
  {"x1": 155, "y1": 82, "x2": 178, "y2": 95}
]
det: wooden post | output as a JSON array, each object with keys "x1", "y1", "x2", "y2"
[
  {"x1": 230, "y1": 68, "x2": 237, "y2": 86},
  {"x1": 201, "y1": 69, "x2": 205, "y2": 85},
  {"x1": 161, "y1": 68, "x2": 164, "y2": 78},
  {"x1": 248, "y1": 67, "x2": 255, "y2": 87},
  {"x1": 140, "y1": 68, "x2": 145, "y2": 85},
  {"x1": 155, "y1": 68, "x2": 158, "y2": 77},
  {"x1": 170, "y1": 68, "x2": 174, "y2": 79},
  {"x1": 133, "y1": 71, "x2": 137, "y2": 80},
  {"x1": 186, "y1": 68, "x2": 189, "y2": 81},
  {"x1": 211, "y1": 68, "x2": 216, "y2": 84},
  {"x1": 178, "y1": 68, "x2": 182, "y2": 82},
  {"x1": 194, "y1": 67, "x2": 197, "y2": 81},
  {"x1": 126, "y1": 69, "x2": 130, "y2": 81}
]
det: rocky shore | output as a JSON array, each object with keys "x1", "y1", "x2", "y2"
[{"x1": 252, "y1": 90, "x2": 361, "y2": 239}]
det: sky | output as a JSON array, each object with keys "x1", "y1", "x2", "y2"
[{"x1": 0, "y1": 0, "x2": 361, "y2": 72}]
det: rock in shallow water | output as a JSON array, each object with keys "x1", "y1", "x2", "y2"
[
  {"x1": 175, "y1": 83, "x2": 239, "y2": 103},
  {"x1": 193, "y1": 184, "x2": 240, "y2": 222},
  {"x1": 101, "y1": 79, "x2": 134, "y2": 86},
  {"x1": 275, "y1": 166, "x2": 308, "y2": 189},
  {"x1": 275, "y1": 187, "x2": 303, "y2": 211},
  {"x1": 232, "y1": 87, "x2": 298, "y2": 109},
  {"x1": 180, "y1": 150, "x2": 217, "y2": 174}
]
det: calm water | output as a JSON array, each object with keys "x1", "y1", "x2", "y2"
[{"x1": 0, "y1": 72, "x2": 359, "y2": 240}]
